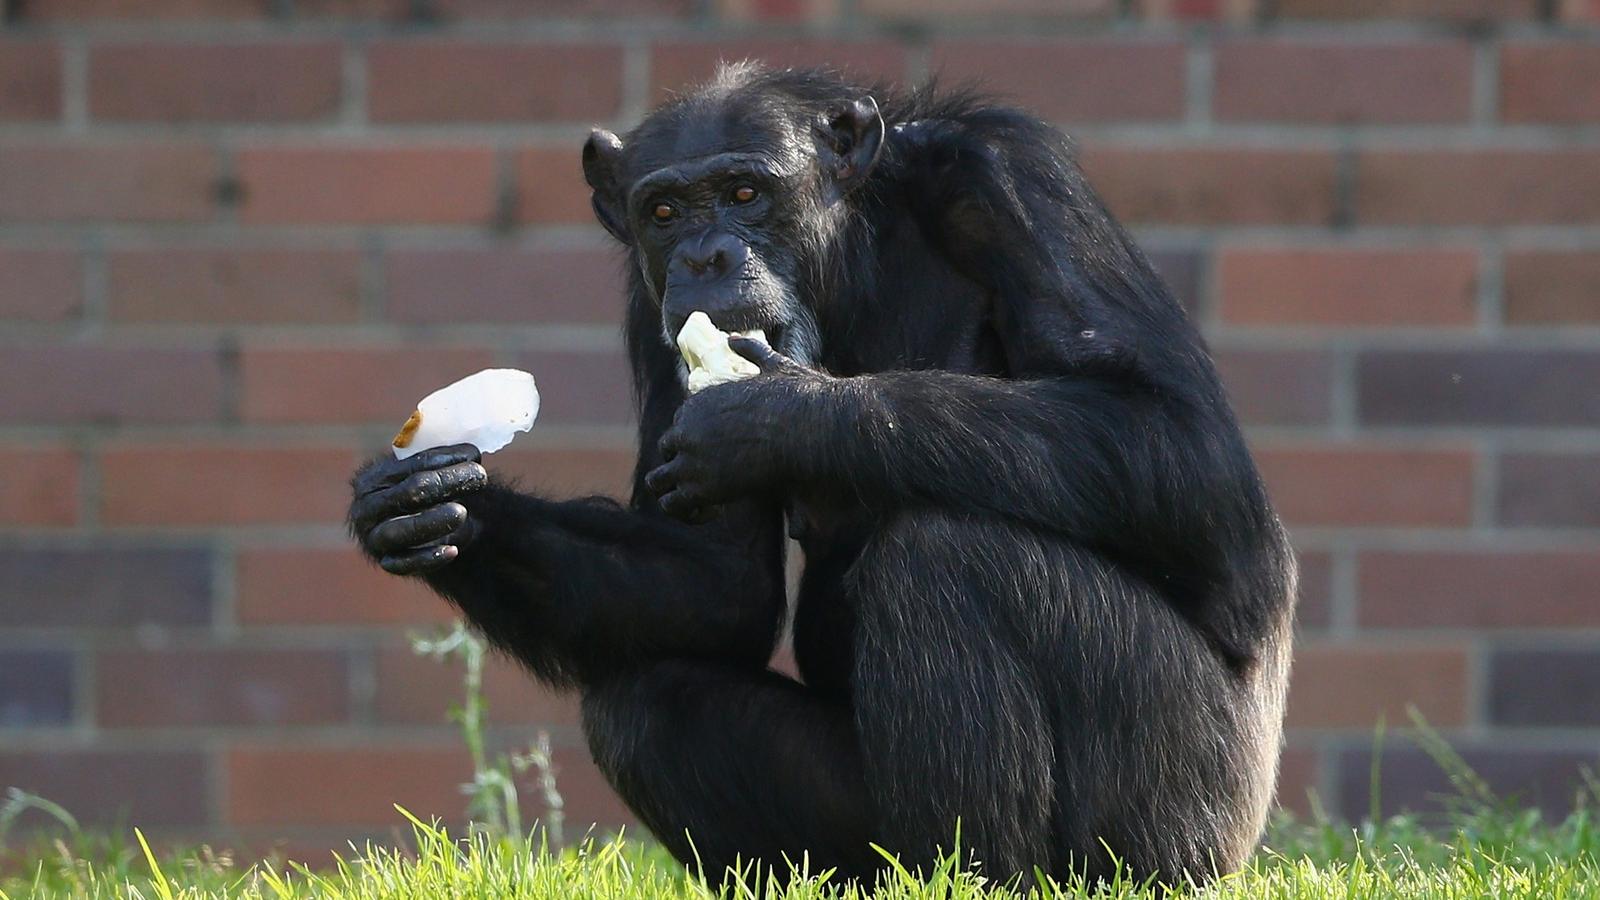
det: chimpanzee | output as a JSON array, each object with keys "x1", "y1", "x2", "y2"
[{"x1": 349, "y1": 63, "x2": 1296, "y2": 886}]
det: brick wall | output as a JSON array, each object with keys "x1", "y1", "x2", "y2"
[{"x1": 1, "y1": 0, "x2": 1598, "y2": 858}]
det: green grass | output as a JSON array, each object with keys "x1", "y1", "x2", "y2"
[{"x1": 3, "y1": 800, "x2": 1598, "y2": 900}]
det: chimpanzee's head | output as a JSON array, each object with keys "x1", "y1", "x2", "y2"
[{"x1": 581, "y1": 64, "x2": 885, "y2": 365}]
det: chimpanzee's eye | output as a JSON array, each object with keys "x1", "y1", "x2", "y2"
[
  {"x1": 731, "y1": 185, "x2": 758, "y2": 205},
  {"x1": 651, "y1": 203, "x2": 677, "y2": 224}
]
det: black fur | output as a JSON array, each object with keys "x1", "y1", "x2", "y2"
[{"x1": 349, "y1": 64, "x2": 1296, "y2": 886}]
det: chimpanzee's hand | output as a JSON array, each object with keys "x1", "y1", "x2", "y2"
[
  {"x1": 349, "y1": 444, "x2": 488, "y2": 575},
  {"x1": 646, "y1": 338, "x2": 824, "y2": 522}
]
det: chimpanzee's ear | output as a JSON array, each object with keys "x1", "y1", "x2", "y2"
[
  {"x1": 582, "y1": 128, "x2": 629, "y2": 242},
  {"x1": 818, "y1": 96, "x2": 885, "y2": 199}
]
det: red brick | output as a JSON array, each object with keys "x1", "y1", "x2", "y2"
[
  {"x1": 1359, "y1": 349, "x2": 1600, "y2": 428},
  {"x1": 1562, "y1": 0, "x2": 1600, "y2": 20},
  {"x1": 368, "y1": 42, "x2": 623, "y2": 123},
  {"x1": 434, "y1": 0, "x2": 691, "y2": 16},
  {"x1": 1504, "y1": 250, "x2": 1600, "y2": 325},
  {"x1": 236, "y1": 145, "x2": 497, "y2": 225},
  {"x1": 0, "y1": 142, "x2": 216, "y2": 223},
  {"x1": 0, "y1": 548, "x2": 212, "y2": 627},
  {"x1": 1274, "y1": 0, "x2": 1536, "y2": 20},
  {"x1": 1215, "y1": 41, "x2": 1472, "y2": 124},
  {"x1": 0, "y1": 751, "x2": 208, "y2": 827},
  {"x1": 1356, "y1": 150, "x2": 1600, "y2": 225},
  {"x1": 1295, "y1": 550, "x2": 1334, "y2": 630},
  {"x1": 714, "y1": 0, "x2": 841, "y2": 20},
  {"x1": 296, "y1": 0, "x2": 414, "y2": 16},
  {"x1": 0, "y1": 42, "x2": 61, "y2": 121},
  {"x1": 515, "y1": 348, "x2": 635, "y2": 426},
  {"x1": 97, "y1": 649, "x2": 348, "y2": 727},
  {"x1": 0, "y1": 246, "x2": 80, "y2": 321},
  {"x1": 1254, "y1": 445, "x2": 1475, "y2": 528},
  {"x1": 1335, "y1": 746, "x2": 1591, "y2": 821},
  {"x1": 1216, "y1": 247, "x2": 1478, "y2": 327},
  {"x1": 513, "y1": 146, "x2": 595, "y2": 226},
  {"x1": 859, "y1": 0, "x2": 1112, "y2": 18},
  {"x1": 1502, "y1": 43, "x2": 1600, "y2": 124},
  {"x1": 0, "y1": 446, "x2": 79, "y2": 527},
  {"x1": 90, "y1": 43, "x2": 341, "y2": 123},
  {"x1": 929, "y1": 40, "x2": 1185, "y2": 123},
  {"x1": 236, "y1": 546, "x2": 451, "y2": 626},
  {"x1": 0, "y1": 346, "x2": 223, "y2": 426},
  {"x1": 373, "y1": 646, "x2": 580, "y2": 727},
  {"x1": 1359, "y1": 550, "x2": 1600, "y2": 629},
  {"x1": 239, "y1": 346, "x2": 495, "y2": 425},
  {"x1": 109, "y1": 246, "x2": 362, "y2": 324},
  {"x1": 1136, "y1": 0, "x2": 1257, "y2": 18},
  {"x1": 1286, "y1": 641, "x2": 1470, "y2": 729},
  {"x1": 491, "y1": 446, "x2": 637, "y2": 498},
  {"x1": 387, "y1": 245, "x2": 625, "y2": 325},
  {"x1": 18, "y1": 0, "x2": 266, "y2": 17},
  {"x1": 649, "y1": 40, "x2": 907, "y2": 103},
  {"x1": 101, "y1": 443, "x2": 356, "y2": 526},
  {"x1": 1212, "y1": 348, "x2": 1335, "y2": 426},
  {"x1": 1273, "y1": 746, "x2": 1318, "y2": 816},
  {"x1": 1080, "y1": 145, "x2": 1339, "y2": 226},
  {"x1": 1498, "y1": 452, "x2": 1600, "y2": 528}
]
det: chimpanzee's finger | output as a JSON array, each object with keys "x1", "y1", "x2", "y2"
[
  {"x1": 658, "y1": 428, "x2": 683, "y2": 462},
  {"x1": 367, "y1": 503, "x2": 468, "y2": 555},
  {"x1": 657, "y1": 487, "x2": 705, "y2": 521},
  {"x1": 644, "y1": 461, "x2": 680, "y2": 497},
  {"x1": 728, "y1": 336, "x2": 800, "y2": 375},
  {"x1": 352, "y1": 444, "x2": 481, "y2": 497},
  {"x1": 380, "y1": 544, "x2": 459, "y2": 575},
  {"x1": 350, "y1": 461, "x2": 486, "y2": 530}
]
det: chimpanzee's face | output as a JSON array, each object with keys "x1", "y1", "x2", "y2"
[{"x1": 582, "y1": 81, "x2": 885, "y2": 366}]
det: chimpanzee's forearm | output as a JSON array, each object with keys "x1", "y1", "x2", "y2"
[{"x1": 425, "y1": 482, "x2": 788, "y2": 689}]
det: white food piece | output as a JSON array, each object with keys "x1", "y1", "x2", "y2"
[
  {"x1": 676, "y1": 311, "x2": 768, "y2": 394},
  {"x1": 392, "y1": 368, "x2": 539, "y2": 459}
]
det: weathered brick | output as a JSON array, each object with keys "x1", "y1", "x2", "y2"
[
  {"x1": 1275, "y1": 0, "x2": 1536, "y2": 20},
  {"x1": 1213, "y1": 348, "x2": 1335, "y2": 426},
  {"x1": 0, "y1": 650, "x2": 73, "y2": 726},
  {"x1": 928, "y1": 40, "x2": 1186, "y2": 123},
  {"x1": 714, "y1": 0, "x2": 840, "y2": 21},
  {"x1": 18, "y1": 0, "x2": 265, "y2": 17},
  {"x1": 0, "y1": 547, "x2": 211, "y2": 627},
  {"x1": 1359, "y1": 550, "x2": 1600, "y2": 629},
  {"x1": 1215, "y1": 41, "x2": 1471, "y2": 124},
  {"x1": 227, "y1": 744, "x2": 630, "y2": 830},
  {"x1": 513, "y1": 145, "x2": 593, "y2": 226},
  {"x1": 1144, "y1": 248, "x2": 1202, "y2": 313},
  {"x1": 1335, "y1": 746, "x2": 1591, "y2": 822},
  {"x1": 859, "y1": 0, "x2": 1112, "y2": 18},
  {"x1": 108, "y1": 245, "x2": 361, "y2": 324},
  {"x1": 0, "y1": 346, "x2": 224, "y2": 425},
  {"x1": 296, "y1": 0, "x2": 414, "y2": 16},
  {"x1": 434, "y1": 0, "x2": 691, "y2": 16},
  {"x1": 1287, "y1": 641, "x2": 1469, "y2": 729},
  {"x1": 0, "y1": 142, "x2": 217, "y2": 223},
  {"x1": 1254, "y1": 445, "x2": 1475, "y2": 528},
  {"x1": 100, "y1": 444, "x2": 355, "y2": 526},
  {"x1": 1136, "y1": 0, "x2": 1257, "y2": 18},
  {"x1": 373, "y1": 646, "x2": 580, "y2": 726},
  {"x1": 97, "y1": 649, "x2": 349, "y2": 727},
  {"x1": 0, "y1": 445, "x2": 79, "y2": 527},
  {"x1": 1562, "y1": 0, "x2": 1600, "y2": 20},
  {"x1": 89, "y1": 42, "x2": 341, "y2": 123},
  {"x1": 1501, "y1": 42, "x2": 1600, "y2": 124},
  {"x1": 236, "y1": 145, "x2": 497, "y2": 225},
  {"x1": 514, "y1": 349, "x2": 635, "y2": 426},
  {"x1": 1355, "y1": 150, "x2": 1600, "y2": 225},
  {"x1": 1295, "y1": 550, "x2": 1334, "y2": 630},
  {"x1": 368, "y1": 42, "x2": 623, "y2": 123},
  {"x1": 491, "y1": 446, "x2": 638, "y2": 498},
  {"x1": 1499, "y1": 453, "x2": 1600, "y2": 528},
  {"x1": 0, "y1": 41, "x2": 61, "y2": 121},
  {"x1": 236, "y1": 546, "x2": 451, "y2": 626},
  {"x1": 0, "y1": 750, "x2": 208, "y2": 827},
  {"x1": 1359, "y1": 349, "x2": 1600, "y2": 427},
  {"x1": 1490, "y1": 648, "x2": 1600, "y2": 727},
  {"x1": 387, "y1": 245, "x2": 625, "y2": 325},
  {"x1": 239, "y1": 346, "x2": 495, "y2": 424},
  {"x1": 0, "y1": 246, "x2": 81, "y2": 321},
  {"x1": 1080, "y1": 146, "x2": 1339, "y2": 226},
  {"x1": 1503, "y1": 249, "x2": 1600, "y2": 325},
  {"x1": 649, "y1": 40, "x2": 907, "y2": 103},
  {"x1": 1274, "y1": 746, "x2": 1319, "y2": 816},
  {"x1": 1215, "y1": 247, "x2": 1478, "y2": 327}
]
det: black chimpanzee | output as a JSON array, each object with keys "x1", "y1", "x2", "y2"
[{"x1": 349, "y1": 63, "x2": 1296, "y2": 886}]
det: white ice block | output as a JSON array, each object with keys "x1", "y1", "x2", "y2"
[
  {"x1": 392, "y1": 368, "x2": 540, "y2": 459},
  {"x1": 676, "y1": 311, "x2": 767, "y2": 394}
]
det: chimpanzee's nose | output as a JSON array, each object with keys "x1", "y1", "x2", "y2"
[{"x1": 675, "y1": 233, "x2": 747, "y2": 280}]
